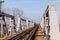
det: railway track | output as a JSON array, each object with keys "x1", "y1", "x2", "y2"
[
  {"x1": 4, "y1": 27, "x2": 34, "y2": 40},
  {"x1": 33, "y1": 25, "x2": 46, "y2": 40},
  {"x1": 20, "y1": 25, "x2": 38, "y2": 40},
  {"x1": 4, "y1": 24, "x2": 45, "y2": 40}
]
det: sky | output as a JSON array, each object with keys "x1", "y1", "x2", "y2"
[{"x1": 3, "y1": 0, "x2": 60, "y2": 23}]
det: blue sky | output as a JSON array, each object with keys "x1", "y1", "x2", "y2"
[{"x1": 4, "y1": 0, "x2": 60, "y2": 23}]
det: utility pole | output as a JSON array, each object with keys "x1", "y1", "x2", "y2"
[{"x1": 0, "y1": 0, "x2": 4, "y2": 12}]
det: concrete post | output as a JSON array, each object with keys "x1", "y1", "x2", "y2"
[
  {"x1": 48, "y1": 4, "x2": 60, "y2": 40},
  {"x1": 16, "y1": 17, "x2": 20, "y2": 32},
  {"x1": 13, "y1": 8, "x2": 23, "y2": 32},
  {"x1": 0, "y1": 0, "x2": 4, "y2": 38},
  {"x1": 9, "y1": 18, "x2": 15, "y2": 34},
  {"x1": 8, "y1": 17, "x2": 12, "y2": 35},
  {"x1": 26, "y1": 19, "x2": 28, "y2": 29},
  {"x1": 0, "y1": 17, "x2": 3, "y2": 37}
]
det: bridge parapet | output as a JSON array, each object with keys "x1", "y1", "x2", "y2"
[{"x1": 40, "y1": 4, "x2": 60, "y2": 40}]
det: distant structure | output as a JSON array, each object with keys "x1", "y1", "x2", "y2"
[{"x1": 40, "y1": 4, "x2": 60, "y2": 40}]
